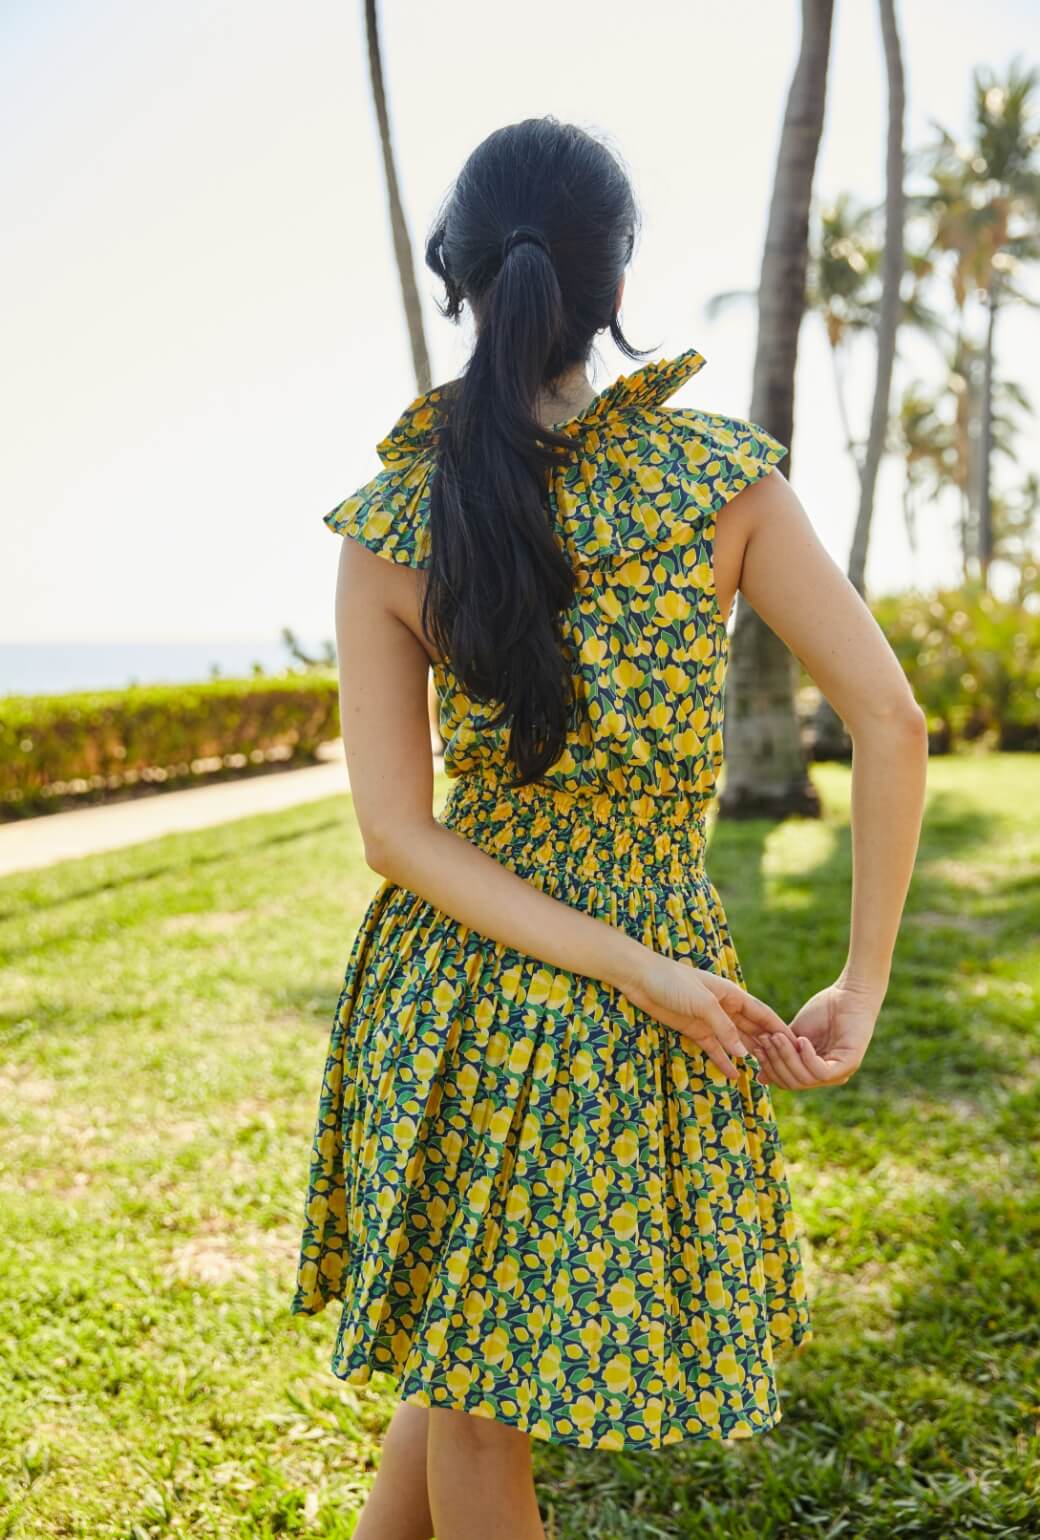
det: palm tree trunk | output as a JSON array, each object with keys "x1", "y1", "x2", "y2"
[
  {"x1": 364, "y1": 0, "x2": 431, "y2": 394},
  {"x1": 364, "y1": 0, "x2": 440, "y2": 750},
  {"x1": 978, "y1": 275, "x2": 998, "y2": 586},
  {"x1": 720, "y1": 0, "x2": 834, "y2": 820},
  {"x1": 846, "y1": 0, "x2": 905, "y2": 597},
  {"x1": 817, "y1": 0, "x2": 905, "y2": 761}
]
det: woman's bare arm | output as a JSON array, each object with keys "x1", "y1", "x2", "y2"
[
  {"x1": 329, "y1": 535, "x2": 796, "y2": 1083},
  {"x1": 714, "y1": 469, "x2": 929, "y2": 1088}
]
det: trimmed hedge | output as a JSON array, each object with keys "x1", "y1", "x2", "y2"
[
  {"x1": 0, "y1": 673, "x2": 340, "y2": 818},
  {"x1": 5, "y1": 586, "x2": 1036, "y2": 818}
]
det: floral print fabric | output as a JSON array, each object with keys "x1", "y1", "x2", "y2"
[{"x1": 291, "y1": 346, "x2": 813, "y2": 1451}]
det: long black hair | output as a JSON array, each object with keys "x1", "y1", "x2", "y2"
[{"x1": 421, "y1": 116, "x2": 655, "y2": 788}]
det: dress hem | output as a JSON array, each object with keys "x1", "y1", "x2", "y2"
[{"x1": 319, "y1": 1325, "x2": 814, "y2": 1453}]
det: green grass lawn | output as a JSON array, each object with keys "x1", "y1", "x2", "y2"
[{"x1": 1, "y1": 756, "x2": 1037, "y2": 1538}]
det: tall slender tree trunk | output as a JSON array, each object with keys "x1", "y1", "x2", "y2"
[
  {"x1": 720, "y1": 0, "x2": 834, "y2": 820},
  {"x1": 847, "y1": 0, "x2": 906, "y2": 596},
  {"x1": 977, "y1": 274, "x2": 998, "y2": 586},
  {"x1": 364, "y1": 0, "x2": 431, "y2": 393},
  {"x1": 816, "y1": 0, "x2": 906, "y2": 760},
  {"x1": 364, "y1": 0, "x2": 441, "y2": 751}
]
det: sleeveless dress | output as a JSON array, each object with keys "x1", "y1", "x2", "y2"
[{"x1": 290, "y1": 345, "x2": 813, "y2": 1452}]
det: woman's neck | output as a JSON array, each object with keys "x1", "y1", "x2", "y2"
[{"x1": 534, "y1": 365, "x2": 597, "y2": 428}]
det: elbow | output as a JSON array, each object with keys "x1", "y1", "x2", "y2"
[
  {"x1": 851, "y1": 694, "x2": 929, "y2": 752},
  {"x1": 361, "y1": 828, "x2": 397, "y2": 879},
  {"x1": 361, "y1": 817, "x2": 434, "y2": 881}
]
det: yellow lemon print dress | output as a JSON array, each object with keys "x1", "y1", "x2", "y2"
[{"x1": 291, "y1": 345, "x2": 813, "y2": 1451}]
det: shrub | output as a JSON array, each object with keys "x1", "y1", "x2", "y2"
[
  {"x1": 871, "y1": 586, "x2": 1040, "y2": 752},
  {"x1": 0, "y1": 673, "x2": 340, "y2": 818}
]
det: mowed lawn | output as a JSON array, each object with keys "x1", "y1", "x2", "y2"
[{"x1": 1, "y1": 756, "x2": 1037, "y2": 1539}]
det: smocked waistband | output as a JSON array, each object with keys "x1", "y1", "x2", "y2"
[{"x1": 437, "y1": 771, "x2": 709, "y2": 889}]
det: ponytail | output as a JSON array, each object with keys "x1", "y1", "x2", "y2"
[{"x1": 422, "y1": 116, "x2": 652, "y2": 786}]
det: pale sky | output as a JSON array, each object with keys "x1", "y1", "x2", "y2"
[{"x1": 2, "y1": 0, "x2": 1037, "y2": 646}]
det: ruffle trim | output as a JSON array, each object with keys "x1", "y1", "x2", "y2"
[{"x1": 322, "y1": 348, "x2": 787, "y2": 571}]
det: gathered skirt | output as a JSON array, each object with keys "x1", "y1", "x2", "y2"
[{"x1": 290, "y1": 773, "x2": 812, "y2": 1451}]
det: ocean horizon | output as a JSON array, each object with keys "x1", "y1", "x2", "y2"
[{"x1": 0, "y1": 639, "x2": 334, "y2": 698}]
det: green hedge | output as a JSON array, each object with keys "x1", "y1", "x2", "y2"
[
  {"x1": 5, "y1": 587, "x2": 1036, "y2": 819},
  {"x1": 0, "y1": 673, "x2": 340, "y2": 818},
  {"x1": 872, "y1": 587, "x2": 1040, "y2": 752}
]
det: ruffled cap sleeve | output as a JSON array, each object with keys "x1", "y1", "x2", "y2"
[
  {"x1": 322, "y1": 391, "x2": 452, "y2": 569},
  {"x1": 551, "y1": 405, "x2": 788, "y2": 569}
]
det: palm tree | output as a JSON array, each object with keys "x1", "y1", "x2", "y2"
[
  {"x1": 992, "y1": 471, "x2": 1040, "y2": 601},
  {"x1": 913, "y1": 58, "x2": 1040, "y2": 586},
  {"x1": 363, "y1": 1, "x2": 441, "y2": 751},
  {"x1": 846, "y1": 0, "x2": 906, "y2": 598},
  {"x1": 364, "y1": 0, "x2": 431, "y2": 393},
  {"x1": 893, "y1": 341, "x2": 1032, "y2": 579},
  {"x1": 719, "y1": 0, "x2": 834, "y2": 820},
  {"x1": 811, "y1": 0, "x2": 906, "y2": 762}
]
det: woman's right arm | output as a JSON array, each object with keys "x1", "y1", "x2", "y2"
[{"x1": 716, "y1": 469, "x2": 929, "y2": 1091}]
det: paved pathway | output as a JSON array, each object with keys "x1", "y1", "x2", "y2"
[{"x1": 0, "y1": 743, "x2": 438, "y2": 878}]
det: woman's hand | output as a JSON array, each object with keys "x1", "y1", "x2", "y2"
[
  {"x1": 754, "y1": 976, "x2": 881, "y2": 1090},
  {"x1": 617, "y1": 949, "x2": 799, "y2": 1084}
]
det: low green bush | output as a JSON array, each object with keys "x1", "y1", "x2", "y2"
[
  {"x1": 872, "y1": 586, "x2": 1040, "y2": 752},
  {"x1": 0, "y1": 673, "x2": 339, "y2": 817}
]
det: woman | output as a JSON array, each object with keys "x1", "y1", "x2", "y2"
[{"x1": 291, "y1": 116, "x2": 928, "y2": 1540}]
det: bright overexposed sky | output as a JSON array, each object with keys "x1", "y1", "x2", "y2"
[{"x1": 2, "y1": 0, "x2": 1037, "y2": 646}]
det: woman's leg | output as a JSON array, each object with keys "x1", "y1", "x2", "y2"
[
  {"x1": 351, "y1": 1400, "x2": 434, "y2": 1540},
  {"x1": 426, "y1": 1407, "x2": 546, "y2": 1540}
]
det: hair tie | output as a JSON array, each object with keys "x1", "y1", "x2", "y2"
[{"x1": 501, "y1": 225, "x2": 551, "y2": 262}]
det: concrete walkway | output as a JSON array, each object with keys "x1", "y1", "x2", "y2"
[{"x1": 0, "y1": 742, "x2": 439, "y2": 878}]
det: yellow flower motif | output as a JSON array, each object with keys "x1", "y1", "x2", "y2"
[
  {"x1": 613, "y1": 659, "x2": 645, "y2": 689},
  {"x1": 721, "y1": 1119, "x2": 746, "y2": 1155},
  {"x1": 488, "y1": 1105, "x2": 515, "y2": 1145},
  {"x1": 445, "y1": 1363, "x2": 475, "y2": 1397},
  {"x1": 484, "y1": 1325, "x2": 512, "y2": 1364},
  {"x1": 432, "y1": 980, "x2": 459, "y2": 1016},
  {"x1": 611, "y1": 1201, "x2": 639, "y2": 1242},
  {"x1": 539, "y1": 1344, "x2": 563, "y2": 1382},
  {"x1": 635, "y1": 464, "x2": 664, "y2": 493},
  {"x1": 615, "y1": 558, "x2": 649, "y2": 587},
  {"x1": 494, "y1": 1255, "x2": 520, "y2": 1291},
  {"x1": 705, "y1": 1271, "x2": 728, "y2": 1310},
  {"x1": 508, "y1": 1036, "x2": 534, "y2": 1075},
  {"x1": 485, "y1": 1030, "x2": 510, "y2": 1068},
  {"x1": 608, "y1": 1276, "x2": 637, "y2": 1315},
  {"x1": 413, "y1": 1047, "x2": 440, "y2": 1082},
  {"x1": 716, "y1": 1345, "x2": 744, "y2": 1384},
  {"x1": 655, "y1": 591, "x2": 692, "y2": 622}
]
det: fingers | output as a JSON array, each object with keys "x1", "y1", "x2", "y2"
[
  {"x1": 756, "y1": 1032, "x2": 815, "y2": 1089},
  {"x1": 701, "y1": 997, "x2": 751, "y2": 1064},
  {"x1": 700, "y1": 974, "x2": 796, "y2": 1039},
  {"x1": 796, "y1": 1034, "x2": 856, "y2": 1085},
  {"x1": 757, "y1": 1032, "x2": 857, "y2": 1090}
]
